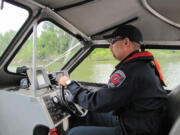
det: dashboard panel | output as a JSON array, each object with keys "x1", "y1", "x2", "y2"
[{"x1": 41, "y1": 90, "x2": 70, "y2": 126}]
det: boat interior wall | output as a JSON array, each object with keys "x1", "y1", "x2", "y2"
[
  {"x1": 34, "y1": 0, "x2": 87, "y2": 9},
  {"x1": 131, "y1": 16, "x2": 180, "y2": 42},
  {"x1": 0, "y1": 70, "x2": 24, "y2": 88},
  {"x1": 50, "y1": 0, "x2": 180, "y2": 42},
  {"x1": 58, "y1": 0, "x2": 140, "y2": 36}
]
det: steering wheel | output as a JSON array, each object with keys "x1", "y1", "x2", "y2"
[{"x1": 58, "y1": 71, "x2": 88, "y2": 117}]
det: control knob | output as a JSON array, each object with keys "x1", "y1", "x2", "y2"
[{"x1": 52, "y1": 96, "x2": 60, "y2": 104}]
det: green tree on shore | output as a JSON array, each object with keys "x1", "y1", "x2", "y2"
[
  {"x1": 0, "y1": 30, "x2": 16, "y2": 56},
  {"x1": 1, "y1": 22, "x2": 180, "y2": 63}
]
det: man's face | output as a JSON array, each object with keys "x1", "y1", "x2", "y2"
[{"x1": 109, "y1": 37, "x2": 126, "y2": 61}]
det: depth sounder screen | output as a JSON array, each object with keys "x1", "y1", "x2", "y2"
[
  {"x1": 27, "y1": 67, "x2": 51, "y2": 89},
  {"x1": 37, "y1": 71, "x2": 46, "y2": 86}
]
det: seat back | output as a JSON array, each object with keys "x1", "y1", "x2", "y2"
[{"x1": 166, "y1": 85, "x2": 180, "y2": 135}]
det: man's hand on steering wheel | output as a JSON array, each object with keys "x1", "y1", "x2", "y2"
[
  {"x1": 58, "y1": 76, "x2": 70, "y2": 86},
  {"x1": 58, "y1": 75, "x2": 88, "y2": 117}
]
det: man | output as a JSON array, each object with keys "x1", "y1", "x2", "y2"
[{"x1": 59, "y1": 25, "x2": 167, "y2": 135}]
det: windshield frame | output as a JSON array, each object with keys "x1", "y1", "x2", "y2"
[
  {"x1": 5, "y1": 18, "x2": 84, "y2": 74},
  {"x1": 0, "y1": 0, "x2": 32, "y2": 64}
]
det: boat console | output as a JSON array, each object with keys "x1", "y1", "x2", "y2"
[{"x1": 0, "y1": 66, "x2": 87, "y2": 135}]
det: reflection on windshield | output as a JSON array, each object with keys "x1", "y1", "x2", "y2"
[
  {"x1": 45, "y1": 42, "x2": 81, "y2": 68},
  {"x1": 8, "y1": 21, "x2": 83, "y2": 73}
]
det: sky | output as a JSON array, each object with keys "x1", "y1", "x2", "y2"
[{"x1": 0, "y1": 2, "x2": 28, "y2": 34}]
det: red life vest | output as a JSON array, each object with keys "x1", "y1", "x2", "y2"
[{"x1": 124, "y1": 51, "x2": 166, "y2": 86}]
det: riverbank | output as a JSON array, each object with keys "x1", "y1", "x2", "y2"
[
  {"x1": 86, "y1": 49, "x2": 180, "y2": 61},
  {"x1": 11, "y1": 49, "x2": 180, "y2": 64}
]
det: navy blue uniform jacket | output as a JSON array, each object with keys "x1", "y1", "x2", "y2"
[{"x1": 67, "y1": 50, "x2": 167, "y2": 135}]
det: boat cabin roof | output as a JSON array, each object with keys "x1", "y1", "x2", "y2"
[{"x1": 6, "y1": 0, "x2": 180, "y2": 46}]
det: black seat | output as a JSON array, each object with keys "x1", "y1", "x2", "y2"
[{"x1": 165, "y1": 85, "x2": 180, "y2": 135}]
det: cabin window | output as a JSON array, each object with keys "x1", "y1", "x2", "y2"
[
  {"x1": 71, "y1": 48, "x2": 119, "y2": 84},
  {"x1": 8, "y1": 21, "x2": 83, "y2": 72},
  {"x1": 0, "y1": 2, "x2": 29, "y2": 57},
  {"x1": 71, "y1": 48, "x2": 180, "y2": 90},
  {"x1": 148, "y1": 49, "x2": 180, "y2": 90}
]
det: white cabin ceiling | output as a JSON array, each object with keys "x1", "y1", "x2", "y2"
[{"x1": 8, "y1": 0, "x2": 180, "y2": 42}]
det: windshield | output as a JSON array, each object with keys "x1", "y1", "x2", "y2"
[
  {"x1": 0, "y1": 2, "x2": 29, "y2": 57},
  {"x1": 8, "y1": 21, "x2": 83, "y2": 72}
]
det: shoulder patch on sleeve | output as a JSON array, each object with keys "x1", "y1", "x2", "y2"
[{"x1": 108, "y1": 70, "x2": 126, "y2": 88}]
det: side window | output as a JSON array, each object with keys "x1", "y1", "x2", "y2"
[
  {"x1": 71, "y1": 48, "x2": 180, "y2": 90},
  {"x1": 8, "y1": 21, "x2": 83, "y2": 72},
  {"x1": 148, "y1": 49, "x2": 180, "y2": 90},
  {"x1": 0, "y1": 2, "x2": 28, "y2": 57},
  {"x1": 71, "y1": 48, "x2": 119, "y2": 84}
]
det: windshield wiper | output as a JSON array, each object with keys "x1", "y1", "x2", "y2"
[
  {"x1": 0, "y1": 0, "x2": 4, "y2": 10},
  {"x1": 45, "y1": 42, "x2": 81, "y2": 68}
]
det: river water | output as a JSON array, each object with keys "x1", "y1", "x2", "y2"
[
  {"x1": 9, "y1": 57, "x2": 180, "y2": 90},
  {"x1": 71, "y1": 58, "x2": 180, "y2": 90}
]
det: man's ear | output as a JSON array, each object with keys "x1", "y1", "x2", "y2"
[{"x1": 124, "y1": 37, "x2": 130, "y2": 45}]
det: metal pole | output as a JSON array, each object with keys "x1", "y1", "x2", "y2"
[
  {"x1": 32, "y1": 20, "x2": 37, "y2": 97},
  {"x1": 0, "y1": 0, "x2": 4, "y2": 10}
]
